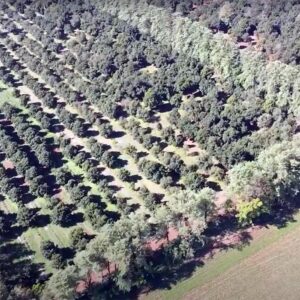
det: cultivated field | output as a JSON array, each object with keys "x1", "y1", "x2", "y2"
[{"x1": 145, "y1": 214, "x2": 300, "y2": 300}]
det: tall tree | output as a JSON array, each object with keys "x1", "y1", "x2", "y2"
[{"x1": 41, "y1": 266, "x2": 79, "y2": 300}]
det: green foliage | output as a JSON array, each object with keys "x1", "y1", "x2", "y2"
[
  {"x1": 236, "y1": 198, "x2": 267, "y2": 226},
  {"x1": 182, "y1": 172, "x2": 206, "y2": 191},
  {"x1": 70, "y1": 228, "x2": 89, "y2": 251},
  {"x1": 229, "y1": 139, "x2": 300, "y2": 209},
  {"x1": 167, "y1": 188, "x2": 216, "y2": 228},
  {"x1": 51, "y1": 253, "x2": 67, "y2": 270},
  {"x1": 118, "y1": 169, "x2": 131, "y2": 182},
  {"x1": 17, "y1": 205, "x2": 37, "y2": 227},
  {"x1": 51, "y1": 203, "x2": 73, "y2": 226},
  {"x1": 42, "y1": 266, "x2": 79, "y2": 300},
  {"x1": 31, "y1": 282, "x2": 45, "y2": 297},
  {"x1": 41, "y1": 240, "x2": 57, "y2": 260},
  {"x1": 1, "y1": 0, "x2": 300, "y2": 297}
]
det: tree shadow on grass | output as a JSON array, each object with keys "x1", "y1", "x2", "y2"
[
  {"x1": 60, "y1": 246, "x2": 76, "y2": 260},
  {"x1": 10, "y1": 179, "x2": 28, "y2": 192},
  {"x1": 3, "y1": 241, "x2": 35, "y2": 260},
  {"x1": 146, "y1": 260, "x2": 205, "y2": 293},
  {"x1": 7, "y1": 224, "x2": 27, "y2": 240},
  {"x1": 137, "y1": 151, "x2": 148, "y2": 159},
  {"x1": 0, "y1": 212, "x2": 28, "y2": 240},
  {"x1": 0, "y1": 241, "x2": 43, "y2": 287},
  {"x1": 21, "y1": 193, "x2": 36, "y2": 204},
  {"x1": 110, "y1": 130, "x2": 126, "y2": 139},
  {"x1": 0, "y1": 152, "x2": 5, "y2": 161},
  {"x1": 156, "y1": 103, "x2": 174, "y2": 113},
  {"x1": 112, "y1": 158, "x2": 128, "y2": 169},
  {"x1": 126, "y1": 253, "x2": 205, "y2": 300},
  {"x1": 5, "y1": 167, "x2": 18, "y2": 177},
  {"x1": 106, "y1": 210, "x2": 121, "y2": 222},
  {"x1": 101, "y1": 174, "x2": 115, "y2": 184},
  {"x1": 128, "y1": 174, "x2": 143, "y2": 183},
  {"x1": 46, "y1": 174, "x2": 62, "y2": 190},
  {"x1": 206, "y1": 181, "x2": 222, "y2": 192},
  {"x1": 86, "y1": 129, "x2": 99, "y2": 137},
  {"x1": 108, "y1": 184, "x2": 121, "y2": 193},
  {"x1": 34, "y1": 214, "x2": 51, "y2": 228},
  {"x1": 254, "y1": 208, "x2": 297, "y2": 229},
  {"x1": 51, "y1": 123, "x2": 65, "y2": 133},
  {"x1": 134, "y1": 233, "x2": 251, "y2": 300},
  {"x1": 61, "y1": 212, "x2": 84, "y2": 228},
  {"x1": 204, "y1": 214, "x2": 238, "y2": 238}
]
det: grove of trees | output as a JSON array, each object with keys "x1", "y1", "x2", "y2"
[{"x1": 0, "y1": 0, "x2": 299, "y2": 299}]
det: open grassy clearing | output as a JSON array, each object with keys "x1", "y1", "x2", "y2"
[
  {"x1": 144, "y1": 213, "x2": 300, "y2": 300},
  {"x1": 0, "y1": 80, "x2": 19, "y2": 106},
  {"x1": 0, "y1": 197, "x2": 18, "y2": 213}
]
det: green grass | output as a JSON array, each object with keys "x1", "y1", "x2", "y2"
[
  {"x1": 146, "y1": 213, "x2": 300, "y2": 300},
  {"x1": 0, "y1": 197, "x2": 18, "y2": 213},
  {"x1": 22, "y1": 224, "x2": 73, "y2": 272},
  {"x1": 0, "y1": 83, "x2": 20, "y2": 107},
  {"x1": 66, "y1": 160, "x2": 117, "y2": 211}
]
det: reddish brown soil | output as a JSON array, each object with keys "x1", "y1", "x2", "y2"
[
  {"x1": 184, "y1": 138, "x2": 202, "y2": 155},
  {"x1": 76, "y1": 263, "x2": 117, "y2": 293},
  {"x1": 2, "y1": 159, "x2": 14, "y2": 169}
]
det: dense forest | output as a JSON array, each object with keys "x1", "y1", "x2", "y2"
[
  {"x1": 144, "y1": 0, "x2": 300, "y2": 65},
  {"x1": 0, "y1": 0, "x2": 299, "y2": 299}
]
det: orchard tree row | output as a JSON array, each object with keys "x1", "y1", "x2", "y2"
[{"x1": 2, "y1": 2, "x2": 297, "y2": 169}]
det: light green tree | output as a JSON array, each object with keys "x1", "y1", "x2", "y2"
[
  {"x1": 236, "y1": 198, "x2": 267, "y2": 226},
  {"x1": 167, "y1": 188, "x2": 216, "y2": 233},
  {"x1": 229, "y1": 139, "x2": 300, "y2": 209}
]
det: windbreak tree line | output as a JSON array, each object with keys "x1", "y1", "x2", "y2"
[{"x1": 132, "y1": 0, "x2": 300, "y2": 66}]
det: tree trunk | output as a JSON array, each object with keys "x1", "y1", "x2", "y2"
[
  {"x1": 86, "y1": 270, "x2": 92, "y2": 289},
  {"x1": 107, "y1": 261, "x2": 110, "y2": 275}
]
